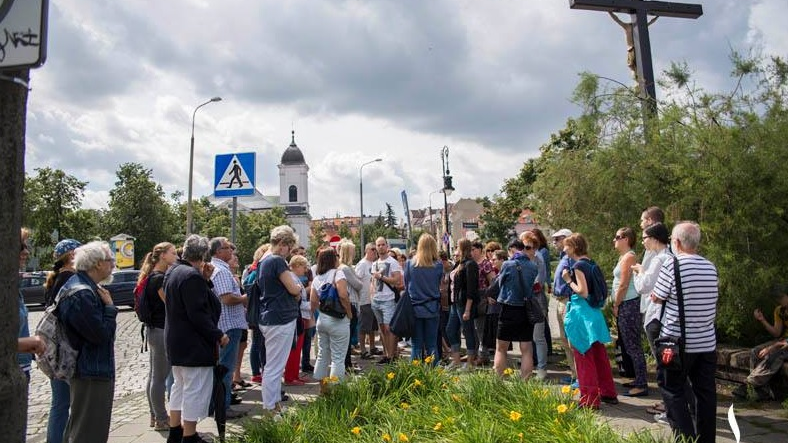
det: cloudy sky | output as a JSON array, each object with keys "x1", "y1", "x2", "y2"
[{"x1": 22, "y1": 0, "x2": 788, "y2": 222}]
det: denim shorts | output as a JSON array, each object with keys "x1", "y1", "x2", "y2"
[{"x1": 371, "y1": 298, "x2": 397, "y2": 326}]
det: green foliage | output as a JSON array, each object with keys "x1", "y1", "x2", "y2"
[
  {"x1": 104, "y1": 163, "x2": 179, "y2": 266},
  {"x1": 529, "y1": 54, "x2": 788, "y2": 345},
  {"x1": 479, "y1": 159, "x2": 540, "y2": 245},
  {"x1": 22, "y1": 168, "x2": 88, "y2": 263},
  {"x1": 385, "y1": 203, "x2": 398, "y2": 228},
  {"x1": 238, "y1": 360, "x2": 664, "y2": 443},
  {"x1": 233, "y1": 207, "x2": 289, "y2": 266}
]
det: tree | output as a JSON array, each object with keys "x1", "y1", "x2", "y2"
[
  {"x1": 479, "y1": 159, "x2": 541, "y2": 244},
  {"x1": 23, "y1": 168, "x2": 87, "y2": 262},
  {"x1": 0, "y1": 67, "x2": 31, "y2": 441},
  {"x1": 385, "y1": 203, "x2": 397, "y2": 228},
  {"x1": 234, "y1": 208, "x2": 290, "y2": 266},
  {"x1": 104, "y1": 163, "x2": 178, "y2": 265}
]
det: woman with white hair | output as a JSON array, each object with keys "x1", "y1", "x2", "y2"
[
  {"x1": 57, "y1": 241, "x2": 118, "y2": 443},
  {"x1": 164, "y1": 235, "x2": 228, "y2": 443},
  {"x1": 258, "y1": 225, "x2": 304, "y2": 414}
]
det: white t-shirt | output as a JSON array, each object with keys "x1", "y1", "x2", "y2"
[
  {"x1": 371, "y1": 256, "x2": 402, "y2": 302},
  {"x1": 311, "y1": 268, "x2": 347, "y2": 293},
  {"x1": 355, "y1": 258, "x2": 374, "y2": 305},
  {"x1": 652, "y1": 253, "x2": 718, "y2": 353}
]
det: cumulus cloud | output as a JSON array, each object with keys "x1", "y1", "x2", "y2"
[{"x1": 20, "y1": 0, "x2": 787, "y2": 222}]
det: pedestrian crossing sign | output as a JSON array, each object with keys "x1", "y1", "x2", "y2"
[{"x1": 214, "y1": 152, "x2": 256, "y2": 197}]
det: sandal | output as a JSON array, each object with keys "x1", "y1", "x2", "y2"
[{"x1": 645, "y1": 402, "x2": 666, "y2": 414}]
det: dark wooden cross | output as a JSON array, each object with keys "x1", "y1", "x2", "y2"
[{"x1": 570, "y1": 0, "x2": 703, "y2": 117}]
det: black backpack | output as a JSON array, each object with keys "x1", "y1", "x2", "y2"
[{"x1": 579, "y1": 258, "x2": 608, "y2": 308}]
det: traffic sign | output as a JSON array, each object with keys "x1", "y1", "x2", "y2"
[
  {"x1": 214, "y1": 152, "x2": 255, "y2": 197},
  {"x1": 462, "y1": 222, "x2": 479, "y2": 229},
  {"x1": 0, "y1": 0, "x2": 49, "y2": 70}
]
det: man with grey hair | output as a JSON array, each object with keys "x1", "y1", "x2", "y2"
[
  {"x1": 208, "y1": 237, "x2": 248, "y2": 419},
  {"x1": 651, "y1": 221, "x2": 718, "y2": 443},
  {"x1": 165, "y1": 235, "x2": 228, "y2": 443},
  {"x1": 57, "y1": 241, "x2": 118, "y2": 443}
]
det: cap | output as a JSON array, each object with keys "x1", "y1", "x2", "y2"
[
  {"x1": 54, "y1": 239, "x2": 81, "y2": 258},
  {"x1": 551, "y1": 228, "x2": 572, "y2": 238}
]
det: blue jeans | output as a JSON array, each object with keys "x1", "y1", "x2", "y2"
[
  {"x1": 219, "y1": 329, "x2": 243, "y2": 410},
  {"x1": 302, "y1": 326, "x2": 315, "y2": 369},
  {"x1": 47, "y1": 378, "x2": 70, "y2": 443},
  {"x1": 446, "y1": 304, "x2": 476, "y2": 356},
  {"x1": 411, "y1": 316, "x2": 439, "y2": 364},
  {"x1": 250, "y1": 327, "x2": 265, "y2": 376}
]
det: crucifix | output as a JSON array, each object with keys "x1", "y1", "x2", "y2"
[{"x1": 570, "y1": 0, "x2": 703, "y2": 118}]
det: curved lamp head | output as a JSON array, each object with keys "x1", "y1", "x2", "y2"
[{"x1": 210, "y1": 96, "x2": 222, "y2": 102}]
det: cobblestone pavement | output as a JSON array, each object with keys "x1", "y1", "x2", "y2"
[
  {"x1": 25, "y1": 302, "x2": 788, "y2": 443},
  {"x1": 26, "y1": 307, "x2": 151, "y2": 442}
]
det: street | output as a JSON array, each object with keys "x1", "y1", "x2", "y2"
[{"x1": 25, "y1": 307, "x2": 150, "y2": 442}]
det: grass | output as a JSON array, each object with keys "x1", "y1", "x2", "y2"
[{"x1": 236, "y1": 358, "x2": 666, "y2": 443}]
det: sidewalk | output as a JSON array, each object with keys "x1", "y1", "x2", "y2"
[{"x1": 106, "y1": 354, "x2": 788, "y2": 443}]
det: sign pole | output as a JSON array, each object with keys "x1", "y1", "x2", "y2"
[{"x1": 231, "y1": 197, "x2": 237, "y2": 244}]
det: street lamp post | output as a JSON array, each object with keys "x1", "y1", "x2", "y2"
[
  {"x1": 440, "y1": 146, "x2": 455, "y2": 254},
  {"x1": 359, "y1": 158, "x2": 382, "y2": 250},
  {"x1": 186, "y1": 96, "x2": 222, "y2": 235}
]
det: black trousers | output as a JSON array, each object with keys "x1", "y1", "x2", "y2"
[{"x1": 658, "y1": 351, "x2": 716, "y2": 443}]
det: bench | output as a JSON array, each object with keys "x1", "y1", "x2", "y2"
[{"x1": 716, "y1": 344, "x2": 788, "y2": 399}]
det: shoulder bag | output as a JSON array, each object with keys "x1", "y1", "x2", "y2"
[
  {"x1": 515, "y1": 262, "x2": 545, "y2": 324},
  {"x1": 654, "y1": 256, "x2": 685, "y2": 371}
]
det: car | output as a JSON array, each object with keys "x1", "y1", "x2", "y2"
[
  {"x1": 19, "y1": 271, "x2": 49, "y2": 306},
  {"x1": 103, "y1": 269, "x2": 141, "y2": 308}
]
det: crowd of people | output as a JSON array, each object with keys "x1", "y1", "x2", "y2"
[{"x1": 19, "y1": 204, "x2": 785, "y2": 443}]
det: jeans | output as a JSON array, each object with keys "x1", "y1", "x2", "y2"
[
  {"x1": 411, "y1": 316, "x2": 439, "y2": 363},
  {"x1": 532, "y1": 320, "x2": 547, "y2": 370},
  {"x1": 146, "y1": 326, "x2": 170, "y2": 421},
  {"x1": 446, "y1": 304, "x2": 476, "y2": 356},
  {"x1": 218, "y1": 329, "x2": 243, "y2": 410},
  {"x1": 345, "y1": 305, "x2": 359, "y2": 368},
  {"x1": 260, "y1": 320, "x2": 296, "y2": 410},
  {"x1": 47, "y1": 378, "x2": 70, "y2": 443},
  {"x1": 437, "y1": 309, "x2": 449, "y2": 360},
  {"x1": 250, "y1": 326, "x2": 265, "y2": 376},
  {"x1": 659, "y1": 351, "x2": 717, "y2": 443},
  {"x1": 302, "y1": 326, "x2": 315, "y2": 369},
  {"x1": 314, "y1": 314, "x2": 351, "y2": 380}
]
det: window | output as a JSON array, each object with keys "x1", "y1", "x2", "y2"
[{"x1": 289, "y1": 185, "x2": 297, "y2": 202}]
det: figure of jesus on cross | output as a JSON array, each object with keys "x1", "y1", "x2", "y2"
[{"x1": 570, "y1": 0, "x2": 703, "y2": 117}]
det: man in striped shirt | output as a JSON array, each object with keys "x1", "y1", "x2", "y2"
[{"x1": 651, "y1": 221, "x2": 718, "y2": 443}]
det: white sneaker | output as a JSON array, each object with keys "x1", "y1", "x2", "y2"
[
  {"x1": 535, "y1": 369, "x2": 547, "y2": 380},
  {"x1": 654, "y1": 412, "x2": 669, "y2": 425}
]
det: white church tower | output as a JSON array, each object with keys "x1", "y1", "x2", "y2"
[{"x1": 278, "y1": 131, "x2": 311, "y2": 247}]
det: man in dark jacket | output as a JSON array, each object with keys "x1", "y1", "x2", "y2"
[
  {"x1": 58, "y1": 241, "x2": 118, "y2": 443},
  {"x1": 164, "y1": 235, "x2": 228, "y2": 443}
]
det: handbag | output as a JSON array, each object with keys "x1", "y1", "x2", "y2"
[
  {"x1": 318, "y1": 270, "x2": 346, "y2": 319},
  {"x1": 390, "y1": 292, "x2": 416, "y2": 338},
  {"x1": 515, "y1": 262, "x2": 545, "y2": 324},
  {"x1": 655, "y1": 256, "x2": 685, "y2": 371}
]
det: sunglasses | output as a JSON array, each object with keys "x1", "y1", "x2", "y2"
[
  {"x1": 614, "y1": 235, "x2": 626, "y2": 241},
  {"x1": 524, "y1": 245, "x2": 533, "y2": 250}
]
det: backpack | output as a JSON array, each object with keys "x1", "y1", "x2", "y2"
[
  {"x1": 35, "y1": 283, "x2": 90, "y2": 380},
  {"x1": 245, "y1": 280, "x2": 262, "y2": 326},
  {"x1": 579, "y1": 258, "x2": 608, "y2": 308},
  {"x1": 134, "y1": 274, "x2": 153, "y2": 324},
  {"x1": 318, "y1": 270, "x2": 345, "y2": 318}
]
